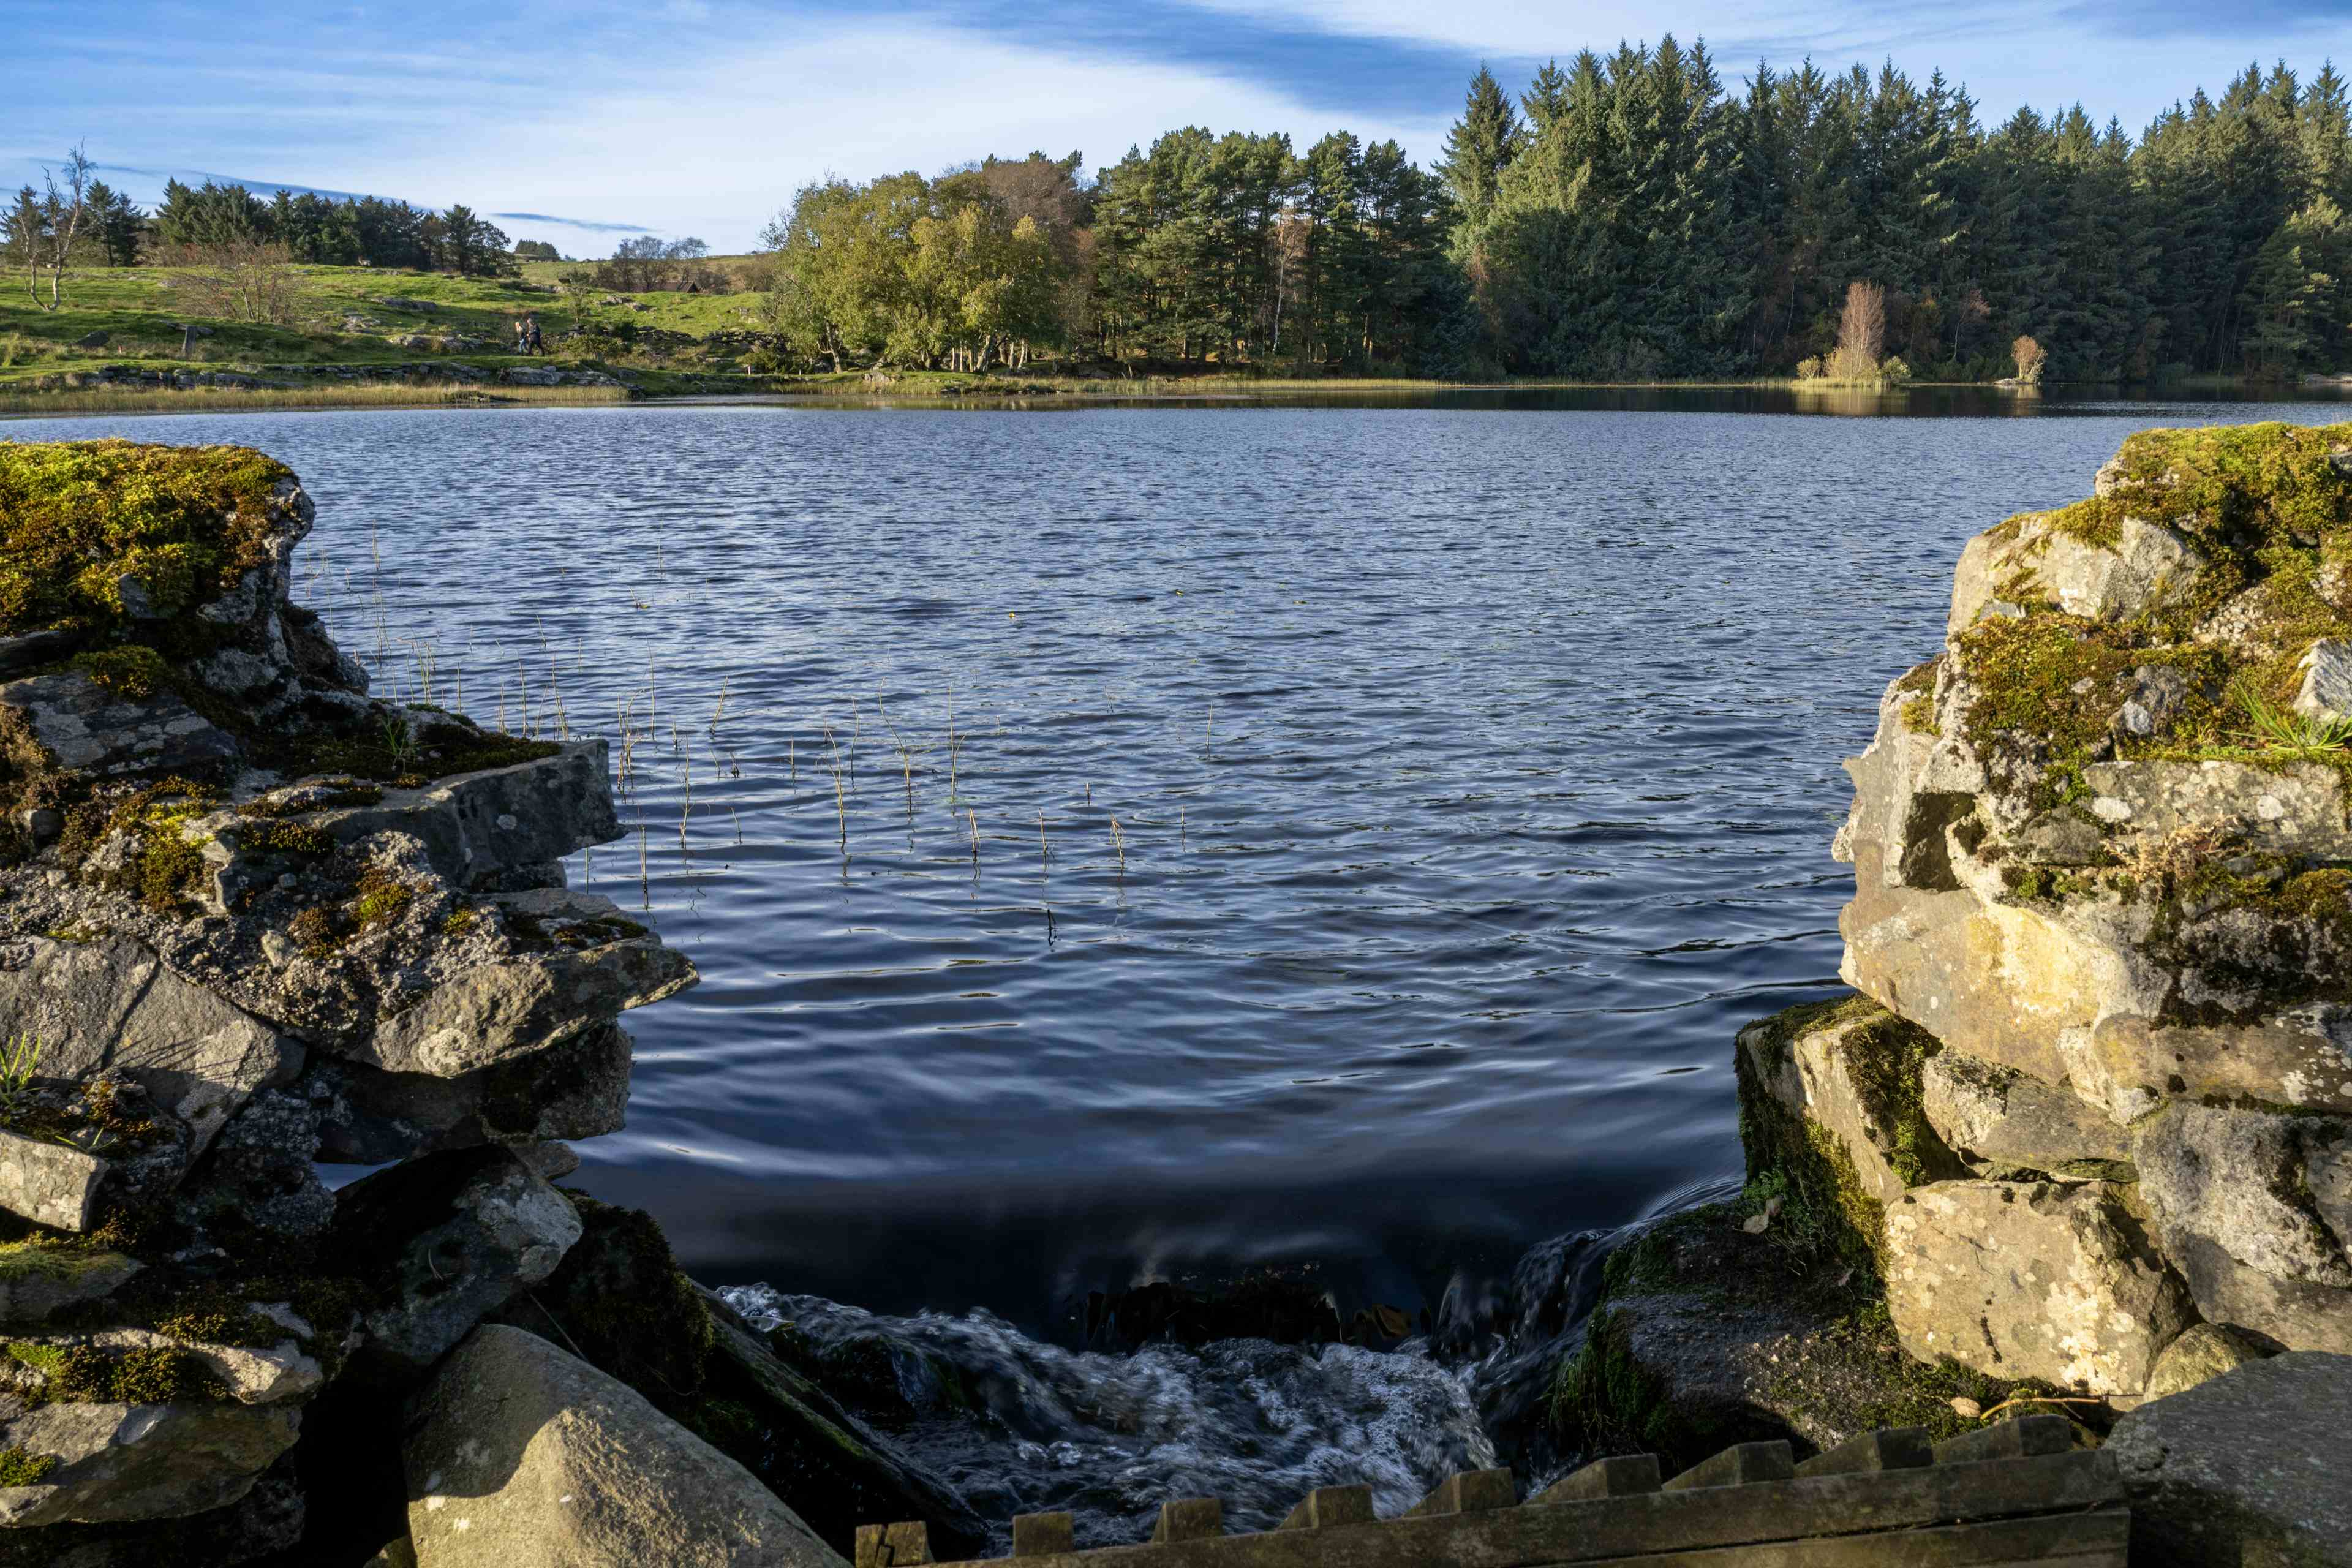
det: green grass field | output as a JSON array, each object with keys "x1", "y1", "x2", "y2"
[{"x1": 0, "y1": 258, "x2": 782, "y2": 411}]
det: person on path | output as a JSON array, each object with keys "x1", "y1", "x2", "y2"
[
  {"x1": 513, "y1": 318, "x2": 529, "y2": 355},
  {"x1": 527, "y1": 316, "x2": 543, "y2": 356}
]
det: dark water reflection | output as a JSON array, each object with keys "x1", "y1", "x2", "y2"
[{"x1": 9, "y1": 391, "x2": 2347, "y2": 1336}]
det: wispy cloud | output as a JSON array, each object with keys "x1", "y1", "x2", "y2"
[{"x1": 489, "y1": 212, "x2": 658, "y2": 235}]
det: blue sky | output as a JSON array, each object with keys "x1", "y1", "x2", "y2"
[{"x1": 9, "y1": 1, "x2": 2346, "y2": 253}]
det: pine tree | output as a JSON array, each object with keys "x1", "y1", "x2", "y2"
[{"x1": 1441, "y1": 67, "x2": 1526, "y2": 219}]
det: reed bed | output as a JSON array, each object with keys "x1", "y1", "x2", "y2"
[{"x1": 318, "y1": 524, "x2": 1226, "y2": 921}]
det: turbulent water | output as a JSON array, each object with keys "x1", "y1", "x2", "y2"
[
  {"x1": 11, "y1": 387, "x2": 2346, "y2": 1521},
  {"x1": 722, "y1": 1283, "x2": 1498, "y2": 1547}
]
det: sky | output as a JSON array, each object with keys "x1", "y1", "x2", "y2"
[{"x1": 7, "y1": 1, "x2": 2348, "y2": 254}]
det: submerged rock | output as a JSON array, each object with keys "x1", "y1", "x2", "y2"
[{"x1": 403, "y1": 1325, "x2": 845, "y2": 1568}]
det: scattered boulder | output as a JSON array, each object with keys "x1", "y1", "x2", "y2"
[
  {"x1": 0, "y1": 1130, "x2": 106, "y2": 1232},
  {"x1": 2108, "y1": 1352, "x2": 2352, "y2": 1566},
  {"x1": 402, "y1": 1325, "x2": 845, "y2": 1567},
  {"x1": 488, "y1": 1193, "x2": 989, "y2": 1561}
]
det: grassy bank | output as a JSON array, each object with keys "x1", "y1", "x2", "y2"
[{"x1": 3, "y1": 263, "x2": 2320, "y2": 419}]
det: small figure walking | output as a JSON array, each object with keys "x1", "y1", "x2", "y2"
[
  {"x1": 526, "y1": 315, "x2": 543, "y2": 356},
  {"x1": 513, "y1": 317, "x2": 529, "y2": 355}
]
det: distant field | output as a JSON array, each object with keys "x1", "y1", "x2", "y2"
[{"x1": 0, "y1": 260, "x2": 778, "y2": 405}]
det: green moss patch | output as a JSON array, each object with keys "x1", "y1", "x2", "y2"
[
  {"x1": 0, "y1": 1446, "x2": 56, "y2": 1486},
  {"x1": 0, "y1": 440, "x2": 295, "y2": 638},
  {"x1": 6, "y1": 1341, "x2": 227, "y2": 1406},
  {"x1": 69, "y1": 646, "x2": 170, "y2": 699},
  {"x1": 1951, "y1": 425, "x2": 2352, "y2": 830},
  {"x1": 236, "y1": 818, "x2": 333, "y2": 857},
  {"x1": 1734, "y1": 996, "x2": 1914, "y2": 1272},
  {"x1": 2092, "y1": 421, "x2": 2352, "y2": 551}
]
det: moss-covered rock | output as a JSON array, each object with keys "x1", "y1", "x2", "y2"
[{"x1": 0, "y1": 442, "x2": 297, "y2": 639}]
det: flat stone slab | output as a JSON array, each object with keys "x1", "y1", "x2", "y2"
[
  {"x1": 0, "y1": 670, "x2": 239, "y2": 777},
  {"x1": 2108, "y1": 1351, "x2": 2352, "y2": 1566}
]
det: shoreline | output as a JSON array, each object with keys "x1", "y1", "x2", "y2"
[{"x1": 4, "y1": 371, "x2": 2346, "y2": 421}]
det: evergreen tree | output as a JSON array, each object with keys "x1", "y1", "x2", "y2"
[{"x1": 1441, "y1": 67, "x2": 1526, "y2": 219}]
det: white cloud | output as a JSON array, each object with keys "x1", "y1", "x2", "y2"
[{"x1": 301, "y1": 21, "x2": 1445, "y2": 249}]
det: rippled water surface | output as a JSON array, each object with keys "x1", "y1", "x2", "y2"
[{"x1": 14, "y1": 391, "x2": 2348, "y2": 1330}]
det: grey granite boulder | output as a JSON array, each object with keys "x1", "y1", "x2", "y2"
[
  {"x1": 0, "y1": 1130, "x2": 107, "y2": 1232},
  {"x1": 333, "y1": 1147, "x2": 581, "y2": 1376},
  {"x1": 2136, "y1": 1103, "x2": 2352, "y2": 1352},
  {"x1": 403, "y1": 1325, "x2": 845, "y2": 1567},
  {"x1": 2108, "y1": 1351, "x2": 2352, "y2": 1565},
  {"x1": 0, "y1": 1400, "x2": 301, "y2": 1526}
]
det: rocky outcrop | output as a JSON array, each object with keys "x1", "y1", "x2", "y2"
[
  {"x1": 0, "y1": 442, "x2": 710, "y2": 1561},
  {"x1": 1817, "y1": 420, "x2": 2352, "y2": 1393},
  {"x1": 404, "y1": 1325, "x2": 846, "y2": 1568}
]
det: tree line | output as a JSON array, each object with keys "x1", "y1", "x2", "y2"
[
  {"x1": 760, "y1": 50, "x2": 2350, "y2": 380},
  {"x1": 761, "y1": 141, "x2": 1470, "y2": 374},
  {"x1": 1446, "y1": 48, "x2": 2349, "y2": 380},
  {"x1": 0, "y1": 168, "x2": 571, "y2": 299}
]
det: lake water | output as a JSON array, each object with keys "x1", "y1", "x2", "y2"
[{"x1": 12, "y1": 389, "x2": 2348, "y2": 1340}]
